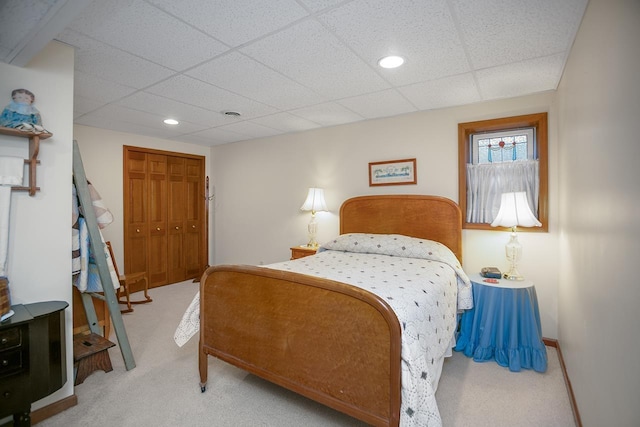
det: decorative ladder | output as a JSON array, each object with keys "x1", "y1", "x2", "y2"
[{"x1": 72, "y1": 140, "x2": 135, "y2": 371}]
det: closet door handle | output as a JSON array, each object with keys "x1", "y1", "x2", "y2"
[
  {"x1": 156, "y1": 227, "x2": 161, "y2": 231},
  {"x1": 136, "y1": 229, "x2": 140, "y2": 233},
  {"x1": 192, "y1": 225, "x2": 196, "y2": 229},
  {"x1": 175, "y1": 226, "x2": 180, "y2": 230}
]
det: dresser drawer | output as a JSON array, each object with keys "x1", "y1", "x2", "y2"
[
  {"x1": 0, "y1": 348, "x2": 25, "y2": 377},
  {"x1": 0, "y1": 327, "x2": 22, "y2": 351},
  {"x1": 0, "y1": 371, "x2": 30, "y2": 418}
]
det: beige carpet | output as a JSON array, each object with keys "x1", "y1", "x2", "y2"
[{"x1": 37, "y1": 280, "x2": 575, "y2": 427}]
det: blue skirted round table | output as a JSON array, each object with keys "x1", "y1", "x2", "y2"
[{"x1": 455, "y1": 273, "x2": 547, "y2": 373}]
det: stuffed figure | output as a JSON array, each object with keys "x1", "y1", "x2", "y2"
[{"x1": 0, "y1": 88, "x2": 47, "y2": 132}]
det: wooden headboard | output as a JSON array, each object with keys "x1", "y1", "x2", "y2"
[{"x1": 339, "y1": 195, "x2": 463, "y2": 262}]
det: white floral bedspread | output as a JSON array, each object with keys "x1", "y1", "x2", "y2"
[{"x1": 174, "y1": 234, "x2": 471, "y2": 427}]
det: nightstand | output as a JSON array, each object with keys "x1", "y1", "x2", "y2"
[
  {"x1": 455, "y1": 273, "x2": 547, "y2": 373},
  {"x1": 290, "y1": 245, "x2": 317, "y2": 260}
]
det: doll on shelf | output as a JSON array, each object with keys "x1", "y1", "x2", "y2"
[{"x1": 0, "y1": 88, "x2": 48, "y2": 133}]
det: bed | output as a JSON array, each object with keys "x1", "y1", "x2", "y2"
[{"x1": 188, "y1": 195, "x2": 471, "y2": 427}]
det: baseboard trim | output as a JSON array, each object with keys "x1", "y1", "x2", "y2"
[
  {"x1": 543, "y1": 338, "x2": 582, "y2": 427},
  {"x1": 31, "y1": 394, "x2": 78, "y2": 425}
]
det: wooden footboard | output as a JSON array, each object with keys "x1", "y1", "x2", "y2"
[{"x1": 199, "y1": 265, "x2": 402, "y2": 427}]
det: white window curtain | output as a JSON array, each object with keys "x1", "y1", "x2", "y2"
[{"x1": 466, "y1": 159, "x2": 539, "y2": 223}]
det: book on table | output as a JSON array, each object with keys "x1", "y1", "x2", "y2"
[{"x1": 480, "y1": 267, "x2": 502, "y2": 279}]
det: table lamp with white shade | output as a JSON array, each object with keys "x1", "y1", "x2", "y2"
[
  {"x1": 491, "y1": 192, "x2": 542, "y2": 280},
  {"x1": 300, "y1": 188, "x2": 328, "y2": 248}
]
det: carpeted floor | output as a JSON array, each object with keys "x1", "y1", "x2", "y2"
[{"x1": 37, "y1": 280, "x2": 575, "y2": 426}]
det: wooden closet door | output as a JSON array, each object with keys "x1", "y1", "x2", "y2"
[
  {"x1": 147, "y1": 154, "x2": 168, "y2": 287},
  {"x1": 124, "y1": 146, "x2": 207, "y2": 288},
  {"x1": 184, "y1": 158, "x2": 204, "y2": 279},
  {"x1": 167, "y1": 156, "x2": 186, "y2": 283},
  {"x1": 124, "y1": 151, "x2": 148, "y2": 276}
]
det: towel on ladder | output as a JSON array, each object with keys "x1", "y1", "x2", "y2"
[{"x1": 0, "y1": 156, "x2": 24, "y2": 277}]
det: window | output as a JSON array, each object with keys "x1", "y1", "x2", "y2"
[
  {"x1": 473, "y1": 128, "x2": 535, "y2": 164},
  {"x1": 458, "y1": 113, "x2": 548, "y2": 231}
]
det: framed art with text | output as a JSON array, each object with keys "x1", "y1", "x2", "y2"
[{"x1": 368, "y1": 158, "x2": 417, "y2": 186}]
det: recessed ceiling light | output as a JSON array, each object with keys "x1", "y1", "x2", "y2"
[
  {"x1": 163, "y1": 118, "x2": 179, "y2": 125},
  {"x1": 378, "y1": 55, "x2": 405, "y2": 69}
]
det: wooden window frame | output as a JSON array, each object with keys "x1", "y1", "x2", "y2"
[{"x1": 458, "y1": 112, "x2": 548, "y2": 232}]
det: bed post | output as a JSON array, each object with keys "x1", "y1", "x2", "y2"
[{"x1": 199, "y1": 339, "x2": 207, "y2": 392}]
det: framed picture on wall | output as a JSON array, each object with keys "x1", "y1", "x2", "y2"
[{"x1": 368, "y1": 158, "x2": 417, "y2": 186}]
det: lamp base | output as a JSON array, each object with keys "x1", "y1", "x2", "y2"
[
  {"x1": 503, "y1": 271, "x2": 525, "y2": 281},
  {"x1": 503, "y1": 229, "x2": 524, "y2": 280},
  {"x1": 306, "y1": 212, "x2": 319, "y2": 249}
]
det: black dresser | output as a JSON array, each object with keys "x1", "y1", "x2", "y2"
[{"x1": 0, "y1": 301, "x2": 67, "y2": 426}]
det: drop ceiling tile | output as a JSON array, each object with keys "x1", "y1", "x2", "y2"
[
  {"x1": 0, "y1": 47, "x2": 10, "y2": 62},
  {"x1": 475, "y1": 54, "x2": 565, "y2": 99},
  {"x1": 298, "y1": 0, "x2": 347, "y2": 13},
  {"x1": 115, "y1": 123, "x2": 190, "y2": 140},
  {"x1": 0, "y1": 0, "x2": 54, "y2": 49},
  {"x1": 181, "y1": 127, "x2": 249, "y2": 146},
  {"x1": 146, "y1": 74, "x2": 279, "y2": 119},
  {"x1": 73, "y1": 95, "x2": 108, "y2": 118},
  {"x1": 250, "y1": 112, "x2": 322, "y2": 133},
  {"x1": 74, "y1": 70, "x2": 137, "y2": 104},
  {"x1": 187, "y1": 52, "x2": 326, "y2": 110},
  {"x1": 115, "y1": 92, "x2": 229, "y2": 127},
  {"x1": 337, "y1": 89, "x2": 417, "y2": 119},
  {"x1": 398, "y1": 73, "x2": 481, "y2": 110},
  {"x1": 74, "y1": 113, "x2": 180, "y2": 140},
  {"x1": 66, "y1": 0, "x2": 228, "y2": 71},
  {"x1": 318, "y1": 0, "x2": 470, "y2": 86},
  {"x1": 289, "y1": 102, "x2": 364, "y2": 127},
  {"x1": 56, "y1": 29, "x2": 175, "y2": 88},
  {"x1": 451, "y1": 0, "x2": 588, "y2": 69},
  {"x1": 241, "y1": 19, "x2": 390, "y2": 99},
  {"x1": 217, "y1": 121, "x2": 282, "y2": 139},
  {"x1": 148, "y1": 0, "x2": 308, "y2": 47},
  {"x1": 76, "y1": 103, "x2": 208, "y2": 135}
]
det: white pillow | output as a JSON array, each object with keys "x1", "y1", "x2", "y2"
[{"x1": 320, "y1": 233, "x2": 451, "y2": 261}]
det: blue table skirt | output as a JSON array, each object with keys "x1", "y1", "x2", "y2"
[{"x1": 455, "y1": 281, "x2": 548, "y2": 373}]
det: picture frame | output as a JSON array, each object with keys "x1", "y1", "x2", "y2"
[{"x1": 368, "y1": 158, "x2": 417, "y2": 186}]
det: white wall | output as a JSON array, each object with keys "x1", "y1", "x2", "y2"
[
  {"x1": 210, "y1": 91, "x2": 561, "y2": 338},
  {"x1": 73, "y1": 125, "x2": 211, "y2": 270},
  {"x1": 556, "y1": 0, "x2": 640, "y2": 425},
  {"x1": 0, "y1": 41, "x2": 75, "y2": 411}
]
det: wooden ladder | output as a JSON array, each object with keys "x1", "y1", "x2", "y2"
[{"x1": 72, "y1": 140, "x2": 135, "y2": 371}]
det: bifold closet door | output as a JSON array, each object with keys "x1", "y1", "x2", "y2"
[
  {"x1": 124, "y1": 150, "x2": 148, "y2": 277},
  {"x1": 167, "y1": 157, "x2": 204, "y2": 282},
  {"x1": 184, "y1": 158, "x2": 204, "y2": 278},
  {"x1": 167, "y1": 156, "x2": 186, "y2": 283},
  {"x1": 147, "y1": 154, "x2": 168, "y2": 287},
  {"x1": 124, "y1": 151, "x2": 168, "y2": 288}
]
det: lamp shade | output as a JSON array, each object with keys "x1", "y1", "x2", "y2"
[
  {"x1": 491, "y1": 192, "x2": 542, "y2": 228},
  {"x1": 300, "y1": 188, "x2": 328, "y2": 213}
]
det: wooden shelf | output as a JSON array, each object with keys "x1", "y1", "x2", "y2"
[{"x1": 0, "y1": 126, "x2": 52, "y2": 196}]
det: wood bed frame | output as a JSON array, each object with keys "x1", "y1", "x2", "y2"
[{"x1": 199, "y1": 195, "x2": 462, "y2": 427}]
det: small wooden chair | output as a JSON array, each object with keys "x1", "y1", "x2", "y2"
[{"x1": 106, "y1": 241, "x2": 152, "y2": 313}]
